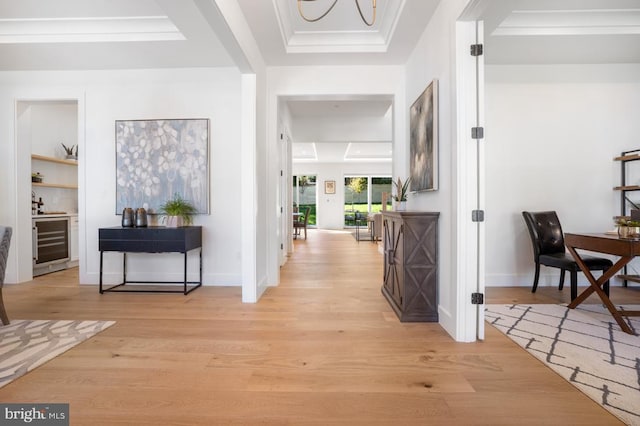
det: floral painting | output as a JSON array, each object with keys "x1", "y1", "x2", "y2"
[
  {"x1": 410, "y1": 79, "x2": 438, "y2": 192},
  {"x1": 115, "y1": 119, "x2": 209, "y2": 214}
]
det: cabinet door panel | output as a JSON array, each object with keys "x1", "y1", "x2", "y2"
[
  {"x1": 383, "y1": 217, "x2": 403, "y2": 307},
  {"x1": 381, "y1": 212, "x2": 439, "y2": 322}
]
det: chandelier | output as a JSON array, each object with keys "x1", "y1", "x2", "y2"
[{"x1": 297, "y1": 0, "x2": 377, "y2": 27}]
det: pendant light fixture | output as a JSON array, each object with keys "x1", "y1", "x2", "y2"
[{"x1": 297, "y1": 0, "x2": 377, "y2": 27}]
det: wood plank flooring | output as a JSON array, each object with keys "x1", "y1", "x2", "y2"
[{"x1": 1, "y1": 229, "x2": 636, "y2": 424}]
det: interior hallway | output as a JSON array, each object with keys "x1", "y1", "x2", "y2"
[{"x1": 0, "y1": 229, "x2": 628, "y2": 424}]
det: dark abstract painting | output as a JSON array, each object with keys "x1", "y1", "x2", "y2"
[{"x1": 410, "y1": 80, "x2": 438, "y2": 192}]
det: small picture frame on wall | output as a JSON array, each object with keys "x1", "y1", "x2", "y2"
[{"x1": 325, "y1": 180, "x2": 336, "y2": 194}]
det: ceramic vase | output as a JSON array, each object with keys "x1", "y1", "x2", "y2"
[{"x1": 165, "y1": 216, "x2": 183, "y2": 228}]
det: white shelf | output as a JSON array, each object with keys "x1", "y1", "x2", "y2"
[{"x1": 32, "y1": 182, "x2": 78, "y2": 190}]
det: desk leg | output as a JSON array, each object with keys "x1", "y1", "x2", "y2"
[
  {"x1": 199, "y1": 248, "x2": 203, "y2": 286},
  {"x1": 567, "y1": 246, "x2": 634, "y2": 334},
  {"x1": 99, "y1": 251, "x2": 104, "y2": 294}
]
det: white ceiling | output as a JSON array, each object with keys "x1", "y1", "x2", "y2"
[
  {"x1": 480, "y1": 0, "x2": 640, "y2": 64},
  {"x1": 1, "y1": 0, "x2": 637, "y2": 69},
  {"x1": 0, "y1": 0, "x2": 235, "y2": 70},
  {"x1": 288, "y1": 97, "x2": 393, "y2": 163},
  {"x1": 237, "y1": 0, "x2": 441, "y2": 66},
  {"x1": 2, "y1": 0, "x2": 638, "y2": 160},
  {"x1": 288, "y1": 99, "x2": 392, "y2": 117}
]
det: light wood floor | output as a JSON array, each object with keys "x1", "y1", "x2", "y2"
[{"x1": 2, "y1": 229, "x2": 637, "y2": 425}]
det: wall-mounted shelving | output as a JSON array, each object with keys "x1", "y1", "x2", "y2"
[
  {"x1": 32, "y1": 182, "x2": 78, "y2": 190},
  {"x1": 31, "y1": 154, "x2": 78, "y2": 166},
  {"x1": 31, "y1": 153, "x2": 78, "y2": 190}
]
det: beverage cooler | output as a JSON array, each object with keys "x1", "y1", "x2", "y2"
[{"x1": 32, "y1": 217, "x2": 70, "y2": 276}]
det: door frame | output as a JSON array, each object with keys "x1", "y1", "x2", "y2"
[{"x1": 455, "y1": 7, "x2": 486, "y2": 341}]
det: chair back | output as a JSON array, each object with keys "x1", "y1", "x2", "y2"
[
  {"x1": 302, "y1": 208, "x2": 310, "y2": 225},
  {"x1": 0, "y1": 226, "x2": 12, "y2": 287},
  {"x1": 522, "y1": 211, "x2": 565, "y2": 259}
]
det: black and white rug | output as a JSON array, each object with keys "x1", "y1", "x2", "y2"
[
  {"x1": 486, "y1": 304, "x2": 640, "y2": 425},
  {"x1": 0, "y1": 319, "x2": 115, "y2": 388}
]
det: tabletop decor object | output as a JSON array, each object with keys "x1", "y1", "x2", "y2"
[
  {"x1": 393, "y1": 177, "x2": 410, "y2": 211},
  {"x1": 614, "y1": 216, "x2": 640, "y2": 238},
  {"x1": 159, "y1": 193, "x2": 197, "y2": 227},
  {"x1": 61, "y1": 143, "x2": 77, "y2": 160}
]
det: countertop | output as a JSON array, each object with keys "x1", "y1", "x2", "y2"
[{"x1": 32, "y1": 213, "x2": 78, "y2": 218}]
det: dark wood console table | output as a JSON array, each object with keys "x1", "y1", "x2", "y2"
[{"x1": 98, "y1": 226, "x2": 202, "y2": 295}]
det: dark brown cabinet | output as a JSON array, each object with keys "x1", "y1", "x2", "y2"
[{"x1": 381, "y1": 211, "x2": 439, "y2": 322}]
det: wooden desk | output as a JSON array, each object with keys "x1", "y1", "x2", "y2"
[
  {"x1": 98, "y1": 226, "x2": 202, "y2": 295},
  {"x1": 565, "y1": 233, "x2": 640, "y2": 334}
]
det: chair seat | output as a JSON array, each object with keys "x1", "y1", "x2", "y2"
[{"x1": 539, "y1": 252, "x2": 613, "y2": 271}]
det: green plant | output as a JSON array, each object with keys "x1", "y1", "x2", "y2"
[
  {"x1": 346, "y1": 177, "x2": 367, "y2": 208},
  {"x1": 615, "y1": 217, "x2": 640, "y2": 227},
  {"x1": 159, "y1": 193, "x2": 197, "y2": 225},
  {"x1": 61, "y1": 143, "x2": 76, "y2": 156},
  {"x1": 393, "y1": 177, "x2": 411, "y2": 202}
]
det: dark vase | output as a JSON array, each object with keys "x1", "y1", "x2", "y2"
[{"x1": 122, "y1": 208, "x2": 134, "y2": 227}]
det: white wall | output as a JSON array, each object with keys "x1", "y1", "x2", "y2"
[
  {"x1": 292, "y1": 161, "x2": 392, "y2": 229},
  {"x1": 404, "y1": 0, "x2": 473, "y2": 340},
  {"x1": 485, "y1": 64, "x2": 640, "y2": 287},
  {"x1": 29, "y1": 102, "x2": 78, "y2": 157},
  {"x1": 0, "y1": 68, "x2": 244, "y2": 286}
]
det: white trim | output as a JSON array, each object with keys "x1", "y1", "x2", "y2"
[
  {"x1": 241, "y1": 74, "x2": 258, "y2": 303},
  {"x1": 12, "y1": 94, "x2": 85, "y2": 285},
  {"x1": 454, "y1": 19, "x2": 482, "y2": 342}
]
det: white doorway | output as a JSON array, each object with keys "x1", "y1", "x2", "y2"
[{"x1": 15, "y1": 98, "x2": 83, "y2": 283}]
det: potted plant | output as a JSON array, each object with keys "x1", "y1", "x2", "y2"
[
  {"x1": 159, "y1": 193, "x2": 197, "y2": 227},
  {"x1": 31, "y1": 172, "x2": 43, "y2": 183},
  {"x1": 393, "y1": 177, "x2": 411, "y2": 211},
  {"x1": 615, "y1": 216, "x2": 640, "y2": 238},
  {"x1": 61, "y1": 143, "x2": 77, "y2": 160}
]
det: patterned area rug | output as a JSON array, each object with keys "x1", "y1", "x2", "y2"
[
  {"x1": 0, "y1": 319, "x2": 115, "y2": 388},
  {"x1": 486, "y1": 304, "x2": 640, "y2": 425}
]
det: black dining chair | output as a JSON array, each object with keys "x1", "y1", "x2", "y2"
[{"x1": 522, "y1": 211, "x2": 612, "y2": 301}]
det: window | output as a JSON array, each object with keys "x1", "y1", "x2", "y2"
[
  {"x1": 371, "y1": 177, "x2": 392, "y2": 212},
  {"x1": 293, "y1": 175, "x2": 316, "y2": 226},
  {"x1": 343, "y1": 175, "x2": 391, "y2": 226},
  {"x1": 344, "y1": 176, "x2": 368, "y2": 226}
]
